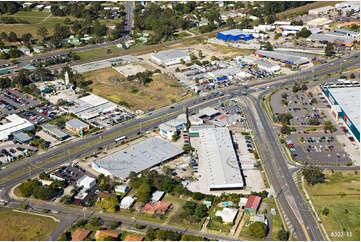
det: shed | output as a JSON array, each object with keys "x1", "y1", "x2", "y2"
[
  {"x1": 120, "y1": 196, "x2": 135, "y2": 209},
  {"x1": 13, "y1": 131, "x2": 32, "y2": 143},
  {"x1": 151, "y1": 191, "x2": 165, "y2": 203},
  {"x1": 244, "y1": 195, "x2": 262, "y2": 214},
  {"x1": 76, "y1": 175, "x2": 96, "y2": 190}
]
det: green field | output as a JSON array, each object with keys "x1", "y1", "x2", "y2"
[
  {"x1": 305, "y1": 171, "x2": 360, "y2": 241},
  {"x1": 76, "y1": 46, "x2": 125, "y2": 61},
  {"x1": 0, "y1": 208, "x2": 58, "y2": 241}
]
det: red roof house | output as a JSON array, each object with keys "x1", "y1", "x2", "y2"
[
  {"x1": 244, "y1": 195, "x2": 261, "y2": 214},
  {"x1": 144, "y1": 201, "x2": 171, "y2": 215},
  {"x1": 71, "y1": 229, "x2": 91, "y2": 241}
]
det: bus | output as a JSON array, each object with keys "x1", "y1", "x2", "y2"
[{"x1": 114, "y1": 136, "x2": 127, "y2": 144}]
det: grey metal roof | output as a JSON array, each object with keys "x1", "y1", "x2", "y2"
[
  {"x1": 65, "y1": 119, "x2": 88, "y2": 129},
  {"x1": 218, "y1": 29, "x2": 248, "y2": 36},
  {"x1": 152, "y1": 49, "x2": 189, "y2": 62},
  {"x1": 255, "y1": 50, "x2": 309, "y2": 65},
  {"x1": 199, "y1": 127, "x2": 244, "y2": 189},
  {"x1": 328, "y1": 87, "x2": 360, "y2": 132},
  {"x1": 309, "y1": 33, "x2": 355, "y2": 44},
  {"x1": 151, "y1": 191, "x2": 165, "y2": 202},
  {"x1": 42, "y1": 123, "x2": 69, "y2": 139},
  {"x1": 13, "y1": 131, "x2": 31, "y2": 143},
  {"x1": 93, "y1": 137, "x2": 184, "y2": 179}
]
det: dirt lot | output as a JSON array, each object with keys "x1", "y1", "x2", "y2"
[{"x1": 84, "y1": 67, "x2": 190, "y2": 111}]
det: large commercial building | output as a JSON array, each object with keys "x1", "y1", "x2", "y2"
[
  {"x1": 72, "y1": 55, "x2": 138, "y2": 73},
  {"x1": 255, "y1": 50, "x2": 309, "y2": 66},
  {"x1": 308, "y1": 32, "x2": 357, "y2": 47},
  {"x1": 0, "y1": 114, "x2": 35, "y2": 140},
  {"x1": 65, "y1": 94, "x2": 120, "y2": 120},
  {"x1": 217, "y1": 29, "x2": 253, "y2": 41},
  {"x1": 92, "y1": 137, "x2": 184, "y2": 180},
  {"x1": 321, "y1": 85, "x2": 360, "y2": 142},
  {"x1": 151, "y1": 49, "x2": 190, "y2": 66},
  {"x1": 199, "y1": 127, "x2": 244, "y2": 190}
]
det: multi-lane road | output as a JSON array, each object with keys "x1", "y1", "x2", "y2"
[{"x1": 0, "y1": 51, "x2": 359, "y2": 240}]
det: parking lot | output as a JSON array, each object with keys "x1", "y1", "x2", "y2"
[
  {"x1": 0, "y1": 142, "x2": 37, "y2": 166},
  {"x1": 271, "y1": 86, "x2": 329, "y2": 126},
  {"x1": 21, "y1": 104, "x2": 60, "y2": 125},
  {"x1": 0, "y1": 88, "x2": 41, "y2": 119},
  {"x1": 287, "y1": 131, "x2": 352, "y2": 165}
]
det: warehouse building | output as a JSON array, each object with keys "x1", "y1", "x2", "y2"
[
  {"x1": 217, "y1": 29, "x2": 253, "y2": 42},
  {"x1": 309, "y1": 5, "x2": 335, "y2": 15},
  {"x1": 65, "y1": 119, "x2": 89, "y2": 135},
  {"x1": 254, "y1": 50, "x2": 309, "y2": 66},
  {"x1": 42, "y1": 123, "x2": 70, "y2": 140},
  {"x1": 321, "y1": 85, "x2": 360, "y2": 142},
  {"x1": 0, "y1": 114, "x2": 35, "y2": 141},
  {"x1": 159, "y1": 114, "x2": 186, "y2": 140},
  {"x1": 308, "y1": 32, "x2": 357, "y2": 46},
  {"x1": 66, "y1": 94, "x2": 120, "y2": 120},
  {"x1": 207, "y1": 66, "x2": 252, "y2": 80},
  {"x1": 91, "y1": 137, "x2": 184, "y2": 180},
  {"x1": 242, "y1": 57, "x2": 280, "y2": 73},
  {"x1": 306, "y1": 17, "x2": 332, "y2": 28},
  {"x1": 199, "y1": 127, "x2": 244, "y2": 190},
  {"x1": 76, "y1": 175, "x2": 96, "y2": 190},
  {"x1": 151, "y1": 49, "x2": 190, "y2": 66}
]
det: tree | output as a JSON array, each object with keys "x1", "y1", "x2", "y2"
[
  {"x1": 37, "y1": 26, "x2": 49, "y2": 41},
  {"x1": 226, "y1": 17, "x2": 236, "y2": 28},
  {"x1": 8, "y1": 32, "x2": 18, "y2": 42},
  {"x1": 97, "y1": 196, "x2": 119, "y2": 212},
  {"x1": 325, "y1": 43, "x2": 334, "y2": 57},
  {"x1": 210, "y1": 56, "x2": 216, "y2": 61},
  {"x1": 302, "y1": 167, "x2": 325, "y2": 185},
  {"x1": 194, "y1": 204, "x2": 208, "y2": 220},
  {"x1": 249, "y1": 221, "x2": 268, "y2": 238},
  {"x1": 180, "y1": 59, "x2": 185, "y2": 65},
  {"x1": 264, "y1": 41, "x2": 273, "y2": 51},
  {"x1": 281, "y1": 125, "x2": 291, "y2": 135},
  {"x1": 198, "y1": 50, "x2": 202, "y2": 58},
  {"x1": 192, "y1": 192, "x2": 204, "y2": 200},
  {"x1": 181, "y1": 234, "x2": 204, "y2": 241},
  {"x1": 93, "y1": 21, "x2": 107, "y2": 37},
  {"x1": 145, "y1": 227, "x2": 156, "y2": 241},
  {"x1": 350, "y1": 73, "x2": 356, "y2": 79},
  {"x1": 59, "y1": 231, "x2": 72, "y2": 241},
  {"x1": 135, "y1": 183, "x2": 152, "y2": 203},
  {"x1": 88, "y1": 216, "x2": 103, "y2": 227},
  {"x1": 322, "y1": 207, "x2": 329, "y2": 216},
  {"x1": 296, "y1": 27, "x2": 311, "y2": 38},
  {"x1": 110, "y1": 221, "x2": 121, "y2": 229},
  {"x1": 21, "y1": 33, "x2": 32, "y2": 45},
  {"x1": 277, "y1": 229, "x2": 289, "y2": 241},
  {"x1": 172, "y1": 132, "x2": 179, "y2": 142},
  {"x1": 324, "y1": 121, "x2": 336, "y2": 133}
]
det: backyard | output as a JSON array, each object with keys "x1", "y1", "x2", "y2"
[
  {"x1": 304, "y1": 170, "x2": 360, "y2": 241},
  {"x1": 0, "y1": 208, "x2": 58, "y2": 241}
]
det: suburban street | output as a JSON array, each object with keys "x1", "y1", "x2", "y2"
[{"x1": 0, "y1": 48, "x2": 359, "y2": 240}]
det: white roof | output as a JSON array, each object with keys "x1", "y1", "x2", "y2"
[
  {"x1": 215, "y1": 207, "x2": 238, "y2": 223},
  {"x1": 120, "y1": 196, "x2": 135, "y2": 208},
  {"x1": 92, "y1": 137, "x2": 184, "y2": 179},
  {"x1": 151, "y1": 191, "x2": 165, "y2": 202},
  {"x1": 77, "y1": 175, "x2": 95, "y2": 187},
  {"x1": 199, "y1": 107, "x2": 220, "y2": 117},
  {"x1": 328, "y1": 87, "x2": 360, "y2": 132},
  {"x1": 115, "y1": 185, "x2": 129, "y2": 193},
  {"x1": 239, "y1": 197, "x2": 248, "y2": 206},
  {"x1": 0, "y1": 114, "x2": 34, "y2": 140},
  {"x1": 152, "y1": 49, "x2": 189, "y2": 62},
  {"x1": 199, "y1": 127, "x2": 244, "y2": 189}
]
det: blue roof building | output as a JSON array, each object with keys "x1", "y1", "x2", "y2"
[{"x1": 217, "y1": 29, "x2": 253, "y2": 41}]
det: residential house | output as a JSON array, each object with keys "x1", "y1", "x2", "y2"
[
  {"x1": 244, "y1": 195, "x2": 261, "y2": 214},
  {"x1": 144, "y1": 201, "x2": 171, "y2": 215},
  {"x1": 94, "y1": 230, "x2": 119, "y2": 240},
  {"x1": 71, "y1": 229, "x2": 91, "y2": 241}
]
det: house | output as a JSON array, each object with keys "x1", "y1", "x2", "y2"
[
  {"x1": 198, "y1": 19, "x2": 209, "y2": 27},
  {"x1": 114, "y1": 185, "x2": 130, "y2": 194},
  {"x1": 120, "y1": 196, "x2": 135, "y2": 209},
  {"x1": 252, "y1": 214, "x2": 268, "y2": 225},
  {"x1": 33, "y1": 46, "x2": 45, "y2": 53},
  {"x1": 65, "y1": 119, "x2": 89, "y2": 135},
  {"x1": 94, "y1": 230, "x2": 119, "y2": 240},
  {"x1": 76, "y1": 175, "x2": 96, "y2": 190},
  {"x1": 215, "y1": 207, "x2": 239, "y2": 223},
  {"x1": 19, "y1": 47, "x2": 31, "y2": 56},
  {"x1": 22, "y1": 2, "x2": 33, "y2": 8},
  {"x1": 71, "y1": 229, "x2": 91, "y2": 241},
  {"x1": 144, "y1": 201, "x2": 171, "y2": 214},
  {"x1": 67, "y1": 35, "x2": 81, "y2": 46},
  {"x1": 98, "y1": 191, "x2": 116, "y2": 200},
  {"x1": 151, "y1": 191, "x2": 165, "y2": 203},
  {"x1": 244, "y1": 195, "x2": 262, "y2": 214},
  {"x1": 124, "y1": 235, "x2": 144, "y2": 241}
]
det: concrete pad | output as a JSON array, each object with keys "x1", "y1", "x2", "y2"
[{"x1": 113, "y1": 64, "x2": 147, "y2": 77}]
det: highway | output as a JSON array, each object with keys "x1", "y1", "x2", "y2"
[{"x1": 0, "y1": 51, "x2": 359, "y2": 240}]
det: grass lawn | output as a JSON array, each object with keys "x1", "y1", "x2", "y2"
[
  {"x1": 0, "y1": 207, "x2": 58, "y2": 241},
  {"x1": 208, "y1": 44, "x2": 255, "y2": 56},
  {"x1": 85, "y1": 67, "x2": 191, "y2": 111},
  {"x1": 238, "y1": 213, "x2": 262, "y2": 240},
  {"x1": 304, "y1": 171, "x2": 360, "y2": 241},
  {"x1": 77, "y1": 46, "x2": 125, "y2": 62},
  {"x1": 263, "y1": 198, "x2": 284, "y2": 241},
  {"x1": 175, "y1": 31, "x2": 192, "y2": 39}
]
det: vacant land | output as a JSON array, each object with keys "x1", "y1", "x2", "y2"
[
  {"x1": 276, "y1": 1, "x2": 341, "y2": 19},
  {"x1": 84, "y1": 67, "x2": 190, "y2": 111},
  {"x1": 0, "y1": 208, "x2": 58, "y2": 241},
  {"x1": 305, "y1": 171, "x2": 360, "y2": 241},
  {"x1": 77, "y1": 46, "x2": 125, "y2": 61}
]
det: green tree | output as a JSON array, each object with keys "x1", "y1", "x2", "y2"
[
  {"x1": 325, "y1": 43, "x2": 334, "y2": 57},
  {"x1": 88, "y1": 216, "x2": 103, "y2": 227},
  {"x1": 194, "y1": 204, "x2": 208, "y2": 220},
  {"x1": 198, "y1": 50, "x2": 203, "y2": 58},
  {"x1": 264, "y1": 41, "x2": 273, "y2": 51},
  {"x1": 37, "y1": 26, "x2": 49, "y2": 41},
  {"x1": 302, "y1": 167, "x2": 325, "y2": 185},
  {"x1": 296, "y1": 27, "x2": 311, "y2": 38},
  {"x1": 59, "y1": 231, "x2": 72, "y2": 241},
  {"x1": 8, "y1": 32, "x2": 17, "y2": 42},
  {"x1": 322, "y1": 207, "x2": 329, "y2": 216},
  {"x1": 324, "y1": 121, "x2": 336, "y2": 133},
  {"x1": 135, "y1": 183, "x2": 152, "y2": 203},
  {"x1": 280, "y1": 125, "x2": 291, "y2": 135},
  {"x1": 145, "y1": 227, "x2": 156, "y2": 241},
  {"x1": 249, "y1": 221, "x2": 268, "y2": 238},
  {"x1": 277, "y1": 229, "x2": 289, "y2": 241},
  {"x1": 181, "y1": 234, "x2": 204, "y2": 241},
  {"x1": 97, "y1": 196, "x2": 119, "y2": 212},
  {"x1": 350, "y1": 73, "x2": 356, "y2": 79}
]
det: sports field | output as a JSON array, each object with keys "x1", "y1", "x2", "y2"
[
  {"x1": 305, "y1": 171, "x2": 360, "y2": 241},
  {"x1": 0, "y1": 208, "x2": 58, "y2": 241}
]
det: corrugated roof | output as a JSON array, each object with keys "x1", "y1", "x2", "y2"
[
  {"x1": 245, "y1": 195, "x2": 261, "y2": 210},
  {"x1": 92, "y1": 137, "x2": 183, "y2": 179},
  {"x1": 66, "y1": 119, "x2": 88, "y2": 129},
  {"x1": 255, "y1": 50, "x2": 309, "y2": 65},
  {"x1": 152, "y1": 49, "x2": 189, "y2": 62}
]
